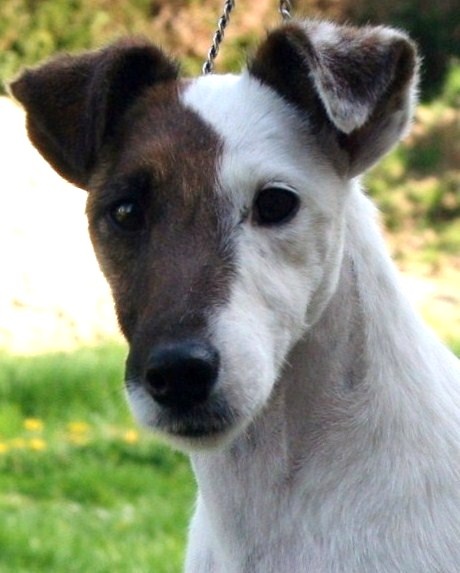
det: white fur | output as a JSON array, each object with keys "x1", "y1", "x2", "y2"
[{"x1": 177, "y1": 73, "x2": 460, "y2": 572}]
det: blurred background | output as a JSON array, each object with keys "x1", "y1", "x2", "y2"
[{"x1": 0, "y1": 1, "x2": 459, "y2": 571}]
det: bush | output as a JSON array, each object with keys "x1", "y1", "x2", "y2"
[
  {"x1": 2, "y1": 0, "x2": 458, "y2": 99},
  {"x1": 365, "y1": 85, "x2": 460, "y2": 251},
  {"x1": 0, "y1": 0, "x2": 183, "y2": 92}
]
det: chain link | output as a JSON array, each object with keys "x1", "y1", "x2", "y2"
[
  {"x1": 202, "y1": 0, "x2": 236, "y2": 75},
  {"x1": 279, "y1": 0, "x2": 292, "y2": 20},
  {"x1": 202, "y1": 0, "x2": 293, "y2": 75}
]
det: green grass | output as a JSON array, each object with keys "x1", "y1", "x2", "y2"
[
  {"x1": 1, "y1": 338, "x2": 459, "y2": 572},
  {"x1": 0, "y1": 345, "x2": 195, "y2": 573}
]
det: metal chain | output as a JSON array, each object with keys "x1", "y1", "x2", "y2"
[
  {"x1": 202, "y1": 0, "x2": 293, "y2": 75},
  {"x1": 279, "y1": 0, "x2": 292, "y2": 20},
  {"x1": 202, "y1": 0, "x2": 236, "y2": 75}
]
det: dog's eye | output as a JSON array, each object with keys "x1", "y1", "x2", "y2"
[
  {"x1": 109, "y1": 201, "x2": 145, "y2": 232},
  {"x1": 253, "y1": 187, "x2": 300, "y2": 226}
]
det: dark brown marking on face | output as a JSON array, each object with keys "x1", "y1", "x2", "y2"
[{"x1": 86, "y1": 81, "x2": 235, "y2": 370}]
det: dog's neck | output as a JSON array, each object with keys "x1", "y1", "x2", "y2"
[{"x1": 189, "y1": 187, "x2": 460, "y2": 567}]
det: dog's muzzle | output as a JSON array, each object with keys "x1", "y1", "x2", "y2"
[{"x1": 126, "y1": 337, "x2": 240, "y2": 443}]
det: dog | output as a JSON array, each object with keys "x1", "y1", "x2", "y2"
[{"x1": 11, "y1": 19, "x2": 460, "y2": 572}]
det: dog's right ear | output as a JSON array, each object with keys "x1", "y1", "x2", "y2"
[{"x1": 9, "y1": 40, "x2": 178, "y2": 188}]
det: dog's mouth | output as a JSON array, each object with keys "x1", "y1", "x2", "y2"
[
  {"x1": 156, "y1": 398, "x2": 237, "y2": 438},
  {"x1": 125, "y1": 377, "x2": 239, "y2": 444}
]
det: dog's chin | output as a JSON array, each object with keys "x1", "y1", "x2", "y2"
[
  {"x1": 154, "y1": 423, "x2": 245, "y2": 453},
  {"x1": 127, "y1": 387, "x2": 246, "y2": 452}
]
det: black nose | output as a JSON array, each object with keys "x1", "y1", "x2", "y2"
[{"x1": 144, "y1": 339, "x2": 219, "y2": 409}]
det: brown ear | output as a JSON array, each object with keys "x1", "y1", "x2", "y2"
[
  {"x1": 10, "y1": 39, "x2": 178, "y2": 188},
  {"x1": 249, "y1": 21, "x2": 419, "y2": 177}
]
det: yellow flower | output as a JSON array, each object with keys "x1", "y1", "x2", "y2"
[
  {"x1": 67, "y1": 421, "x2": 90, "y2": 434},
  {"x1": 0, "y1": 443, "x2": 9, "y2": 454},
  {"x1": 123, "y1": 430, "x2": 139, "y2": 444},
  {"x1": 28, "y1": 438, "x2": 47, "y2": 452},
  {"x1": 24, "y1": 418, "x2": 44, "y2": 432}
]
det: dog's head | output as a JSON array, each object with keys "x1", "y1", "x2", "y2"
[{"x1": 11, "y1": 21, "x2": 418, "y2": 450}]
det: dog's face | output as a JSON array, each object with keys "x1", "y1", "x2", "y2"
[
  {"x1": 86, "y1": 73, "x2": 349, "y2": 447},
  {"x1": 11, "y1": 21, "x2": 418, "y2": 450}
]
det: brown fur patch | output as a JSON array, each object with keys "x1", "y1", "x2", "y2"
[{"x1": 86, "y1": 82, "x2": 234, "y2": 370}]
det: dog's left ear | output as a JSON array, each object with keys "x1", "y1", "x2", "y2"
[
  {"x1": 249, "y1": 21, "x2": 419, "y2": 177},
  {"x1": 9, "y1": 39, "x2": 179, "y2": 188}
]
